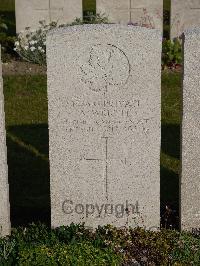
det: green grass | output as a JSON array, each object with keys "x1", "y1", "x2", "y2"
[
  {"x1": 3, "y1": 71, "x2": 181, "y2": 227},
  {"x1": 164, "y1": 0, "x2": 170, "y2": 12},
  {"x1": 0, "y1": 0, "x2": 14, "y2": 12},
  {"x1": 83, "y1": 0, "x2": 95, "y2": 12}
]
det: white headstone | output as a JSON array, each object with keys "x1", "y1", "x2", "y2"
[
  {"x1": 181, "y1": 28, "x2": 200, "y2": 231},
  {"x1": 96, "y1": 0, "x2": 163, "y2": 31},
  {"x1": 0, "y1": 46, "x2": 10, "y2": 236},
  {"x1": 171, "y1": 0, "x2": 200, "y2": 39},
  {"x1": 15, "y1": 0, "x2": 82, "y2": 33},
  {"x1": 47, "y1": 25, "x2": 161, "y2": 229}
]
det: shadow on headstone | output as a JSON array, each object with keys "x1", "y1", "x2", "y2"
[{"x1": 6, "y1": 124, "x2": 50, "y2": 227}]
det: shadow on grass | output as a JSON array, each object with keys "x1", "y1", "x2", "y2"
[
  {"x1": 161, "y1": 124, "x2": 180, "y2": 160},
  {"x1": 160, "y1": 166, "x2": 179, "y2": 211},
  {"x1": 160, "y1": 166, "x2": 179, "y2": 229},
  {"x1": 161, "y1": 123, "x2": 180, "y2": 228},
  {"x1": 6, "y1": 124, "x2": 50, "y2": 227}
]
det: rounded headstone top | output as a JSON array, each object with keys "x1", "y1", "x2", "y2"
[{"x1": 47, "y1": 24, "x2": 161, "y2": 39}]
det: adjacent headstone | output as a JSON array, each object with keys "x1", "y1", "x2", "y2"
[
  {"x1": 47, "y1": 25, "x2": 161, "y2": 229},
  {"x1": 171, "y1": 0, "x2": 200, "y2": 39},
  {"x1": 0, "y1": 46, "x2": 10, "y2": 236},
  {"x1": 181, "y1": 28, "x2": 200, "y2": 231},
  {"x1": 96, "y1": 0, "x2": 163, "y2": 31},
  {"x1": 15, "y1": 0, "x2": 82, "y2": 33}
]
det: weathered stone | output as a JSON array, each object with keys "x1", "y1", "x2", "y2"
[
  {"x1": 15, "y1": 0, "x2": 82, "y2": 33},
  {"x1": 96, "y1": 0, "x2": 163, "y2": 31},
  {"x1": 171, "y1": 0, "x2": 200, "y2": 39},
  {"x1": 47, "y1": 25, "x2": 161, "y2": 229},
  {"x1": 181, "y1": 28, "x2": 200, "y2": 231},
  {"x1": 0, "y1": 46, "x2": 10, "y2": 236}
]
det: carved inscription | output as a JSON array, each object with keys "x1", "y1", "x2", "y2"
[
  {"x1": 79, "y1": 44, "x2": 131, "y2": 92},
  {"x1": 62, "y1": 42, "x2": 155, "y2": 198},
  {"x1": 57, "y1": 44, "x2": 156, "y2": 137},
  {"x1": 62, "y1": 96, "x2": 153, "y2": 135}
]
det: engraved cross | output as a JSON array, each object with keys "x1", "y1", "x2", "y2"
[{"x1": 84, "y1": 137, "x2": 110, "y2": 200}]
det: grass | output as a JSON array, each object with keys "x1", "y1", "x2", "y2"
[
  {"x1": 0, "y1": 0, "x2": 14, "y2": 12},
  {"x1": 3, "y1": 71, "x2": 181, "y2": 227},
  {"x1": 83, "y1": 0, "x2": 96, "y2": 12},
  {"x1": 164, "y1": 0, "x2": 171, "y2": 12}
]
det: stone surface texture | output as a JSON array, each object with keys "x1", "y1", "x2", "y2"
[
  {"x1": 47, "y1": 25, "x2": 161, "y2": 229},
  {"x1": 0, "y1": 46, "x2": 10, "y2": 236},
  {"x1": 181, "y1": 28, "x2": 200, "y2": 231},
  {"x1": 171, "y1": 0, "x2": 200, "y2": 39},
  {"x1": 15, "y1": 0, "x2": 82, "y2": 33},
  {"x1": 96, "y1": 0, "x2": 163, "y2": 31}
]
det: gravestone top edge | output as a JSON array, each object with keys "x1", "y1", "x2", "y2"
[
  {"x1": 183, "y1": 27, "x2": 200, "y2": 36},
  {"x1": 47, "y1": 24, "x2": 162, "y2": 39}
]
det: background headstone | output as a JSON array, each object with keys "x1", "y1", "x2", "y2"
[
  {"x1": 0, "y1": 46, "x2": 10, "y2": 236},
  {"x1": 96, "y1": 0, "x2": 163, "y2": 31},
  {"x1": 171, "y1": 0, "x2": 200, "y2": 39},
  {"x1": 47, "y1": 25, "x2": 161, "y2": 229},
  {"x1": 181, "y1": 28, "x2": 200, "y2": 231},
  {"x1": 15, "y1": 0, "x2": 82, "y2": 33}
]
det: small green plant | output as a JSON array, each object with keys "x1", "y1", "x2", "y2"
[
  {"x1": 14, "y1": 20, "x2": 49, "y2": 66},
  {"x1": 0, "y1": 238, "x2": 16, "y2": 265},
  {"x1": 172, "y1": 232, "x2": 200, "y2": 265},
  {"x1": 18, "y1": 241, "x2": 122, "y2": 265},
  {"x1": 0, "y1": 223, "x2": 200, "y2": 265},
  {"x1": 162, "y1": 38, "x2": 182, "y2": 69}
]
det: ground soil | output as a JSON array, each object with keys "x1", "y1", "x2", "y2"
[{"x1": 2, "y1": 60, "x2": 46, "y2": 76}]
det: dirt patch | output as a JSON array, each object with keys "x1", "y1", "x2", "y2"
[{"x1": 2, "y1": 60, "x2": 46, "y2": 76}]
